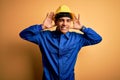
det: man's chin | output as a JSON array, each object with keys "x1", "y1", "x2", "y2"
[{"x1": 60, "y1": 30, "x2": 68, "y2": 34}]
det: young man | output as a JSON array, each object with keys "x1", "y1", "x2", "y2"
[{"x1": 19, "y1": 5, "x2": 102, "y2": 80}]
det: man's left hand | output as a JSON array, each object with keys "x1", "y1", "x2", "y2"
[{"x1": 72, "y1": 14, "x2": 83, "y2": 30}]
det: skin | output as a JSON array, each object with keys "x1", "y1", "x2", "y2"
[
  {"x1": 42, "y1": 12, "x2": 83, "y2": 34},
  {"x1": 55, "y1": 17, "x2": 72, "y2": 34}
]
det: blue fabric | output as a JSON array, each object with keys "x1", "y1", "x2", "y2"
[{"x1": 19, "y1": 24, "x2": 102, "y2": 80}]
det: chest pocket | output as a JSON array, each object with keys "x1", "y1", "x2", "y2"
[
  {"x1": 60, "y1": 43, "x2": 77, "y2": 57},
  {"x1": 60, "y1": 42, "x2": 80, "y2": 64}
]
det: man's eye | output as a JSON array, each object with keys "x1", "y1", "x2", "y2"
[
  {"x1": 58, "y1": 19, "x2": 63, "y2": 22},
  {"x1": 67, "y1": 20, "x2": 71, "y2": 22}
]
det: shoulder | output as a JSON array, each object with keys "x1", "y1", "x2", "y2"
[
  {"x1": 41, "y1": 30, "x2": 52, "y2": 34},
  {"x1": 38, "y1": 30, "x2": 53, "y2": 38},
  {"x1": 69, "y1": 31, "x2": 83, "y2": 37},
  {"x1": 68, "y1": 32, "x2": 84, "y2": 40}
]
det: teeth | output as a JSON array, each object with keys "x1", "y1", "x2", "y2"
[
  {"x1": 62, "y1": 27, "x2": 66, "y2": 29},
  {"x1": 61, "y1": 27, "x2": 66, "y2": 30}
]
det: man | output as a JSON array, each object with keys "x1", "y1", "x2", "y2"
[{"x1": 19, "y1": 5, "x2": 102, "y2": 80}]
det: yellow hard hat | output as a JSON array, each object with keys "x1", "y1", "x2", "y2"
[
  {"x1": 55, "y1": 5, "x2": 72, "y2": 14},
  {"x1": 54, "y1": 5, "x2": 74, "y2": 20}
]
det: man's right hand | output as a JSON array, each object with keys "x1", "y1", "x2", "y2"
[{"x1": 42, "y1": 12, "x2": 54, "y2": 29}]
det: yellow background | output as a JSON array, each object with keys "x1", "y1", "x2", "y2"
[{"x1": 0, "y1": 0, "x2": 120, "y2": 80}]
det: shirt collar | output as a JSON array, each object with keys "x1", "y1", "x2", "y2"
[{"x1": 52, "y1": 30, "x2": 70, "y2": 39}]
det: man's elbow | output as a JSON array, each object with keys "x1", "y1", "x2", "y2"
[{"x1": 95, "y1": 36, "x2": 102, "y2": 44}]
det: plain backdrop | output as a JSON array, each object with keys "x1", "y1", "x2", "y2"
[{"x1": 0, "y1": 0, "x2": 120, "y2": 80}]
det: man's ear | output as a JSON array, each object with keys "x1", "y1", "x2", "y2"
[{"x1": 54, "y1": 20, "x2": 57, "y2": 26}]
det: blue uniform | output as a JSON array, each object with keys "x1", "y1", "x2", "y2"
[{"x1": 19, "y1": 24, "x2": 102, "y2": 80}]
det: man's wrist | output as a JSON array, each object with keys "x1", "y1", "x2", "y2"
[
  {"x1": 80, "y1": 25, "x2": 86, "y2": 31},
  {"x1": 41, "y1": 24, "x2": 46, "y2": 30}
]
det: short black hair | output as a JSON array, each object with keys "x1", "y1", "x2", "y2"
[{"x1": 55, "y1": 12, "x2": 73, "y2": 21}]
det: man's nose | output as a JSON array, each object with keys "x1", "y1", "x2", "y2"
[{"x1": 63, "y1": 21, "x2": 67, "y2": 26}]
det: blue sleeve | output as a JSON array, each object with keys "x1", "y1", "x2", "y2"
[
  {"x1": 80, "y1": 26, "x2": 102, "y2": 47},
  {"x1": 19, "y1": 24, "x2": 43, "y2": 44}
]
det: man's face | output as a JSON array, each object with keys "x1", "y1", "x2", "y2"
[{"x1": 55, "y1": 17, "x2": 72, "y2": 34}]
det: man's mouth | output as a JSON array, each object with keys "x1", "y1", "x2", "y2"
[{"x1": 61, "y1": 26, "x2": 67, "y2": 30}]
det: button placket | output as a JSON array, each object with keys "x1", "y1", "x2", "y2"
[{"x1": 58, "y1": 34, "x2": 65, "y2": 80}]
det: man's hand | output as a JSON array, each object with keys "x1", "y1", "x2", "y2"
[
  {"x1": 73, "y1": 14, "x2": 83, "y2": 30},
  {"x1": 42, "y1": 12, "x2": 54, "y2": 29}
]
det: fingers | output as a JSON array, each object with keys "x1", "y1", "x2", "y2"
[
  {"x1": 72, "y1": 13, "x2": 83, "y2": 30},
  {"x1": 73, "y1": 14, "x2": 80, "y2": 20},
  {"x1": 78, "y1": 14, "x2": 80, "y2": 21},
  {"x1": 73, "y1": 14, "x2": 77, "y2": 21},
  {"x1": 47, "y1": 12, "x2": 54, "y2": 19},
  {"x1": 45, "y1": 13, "x2": 49, "y2": 19}
]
